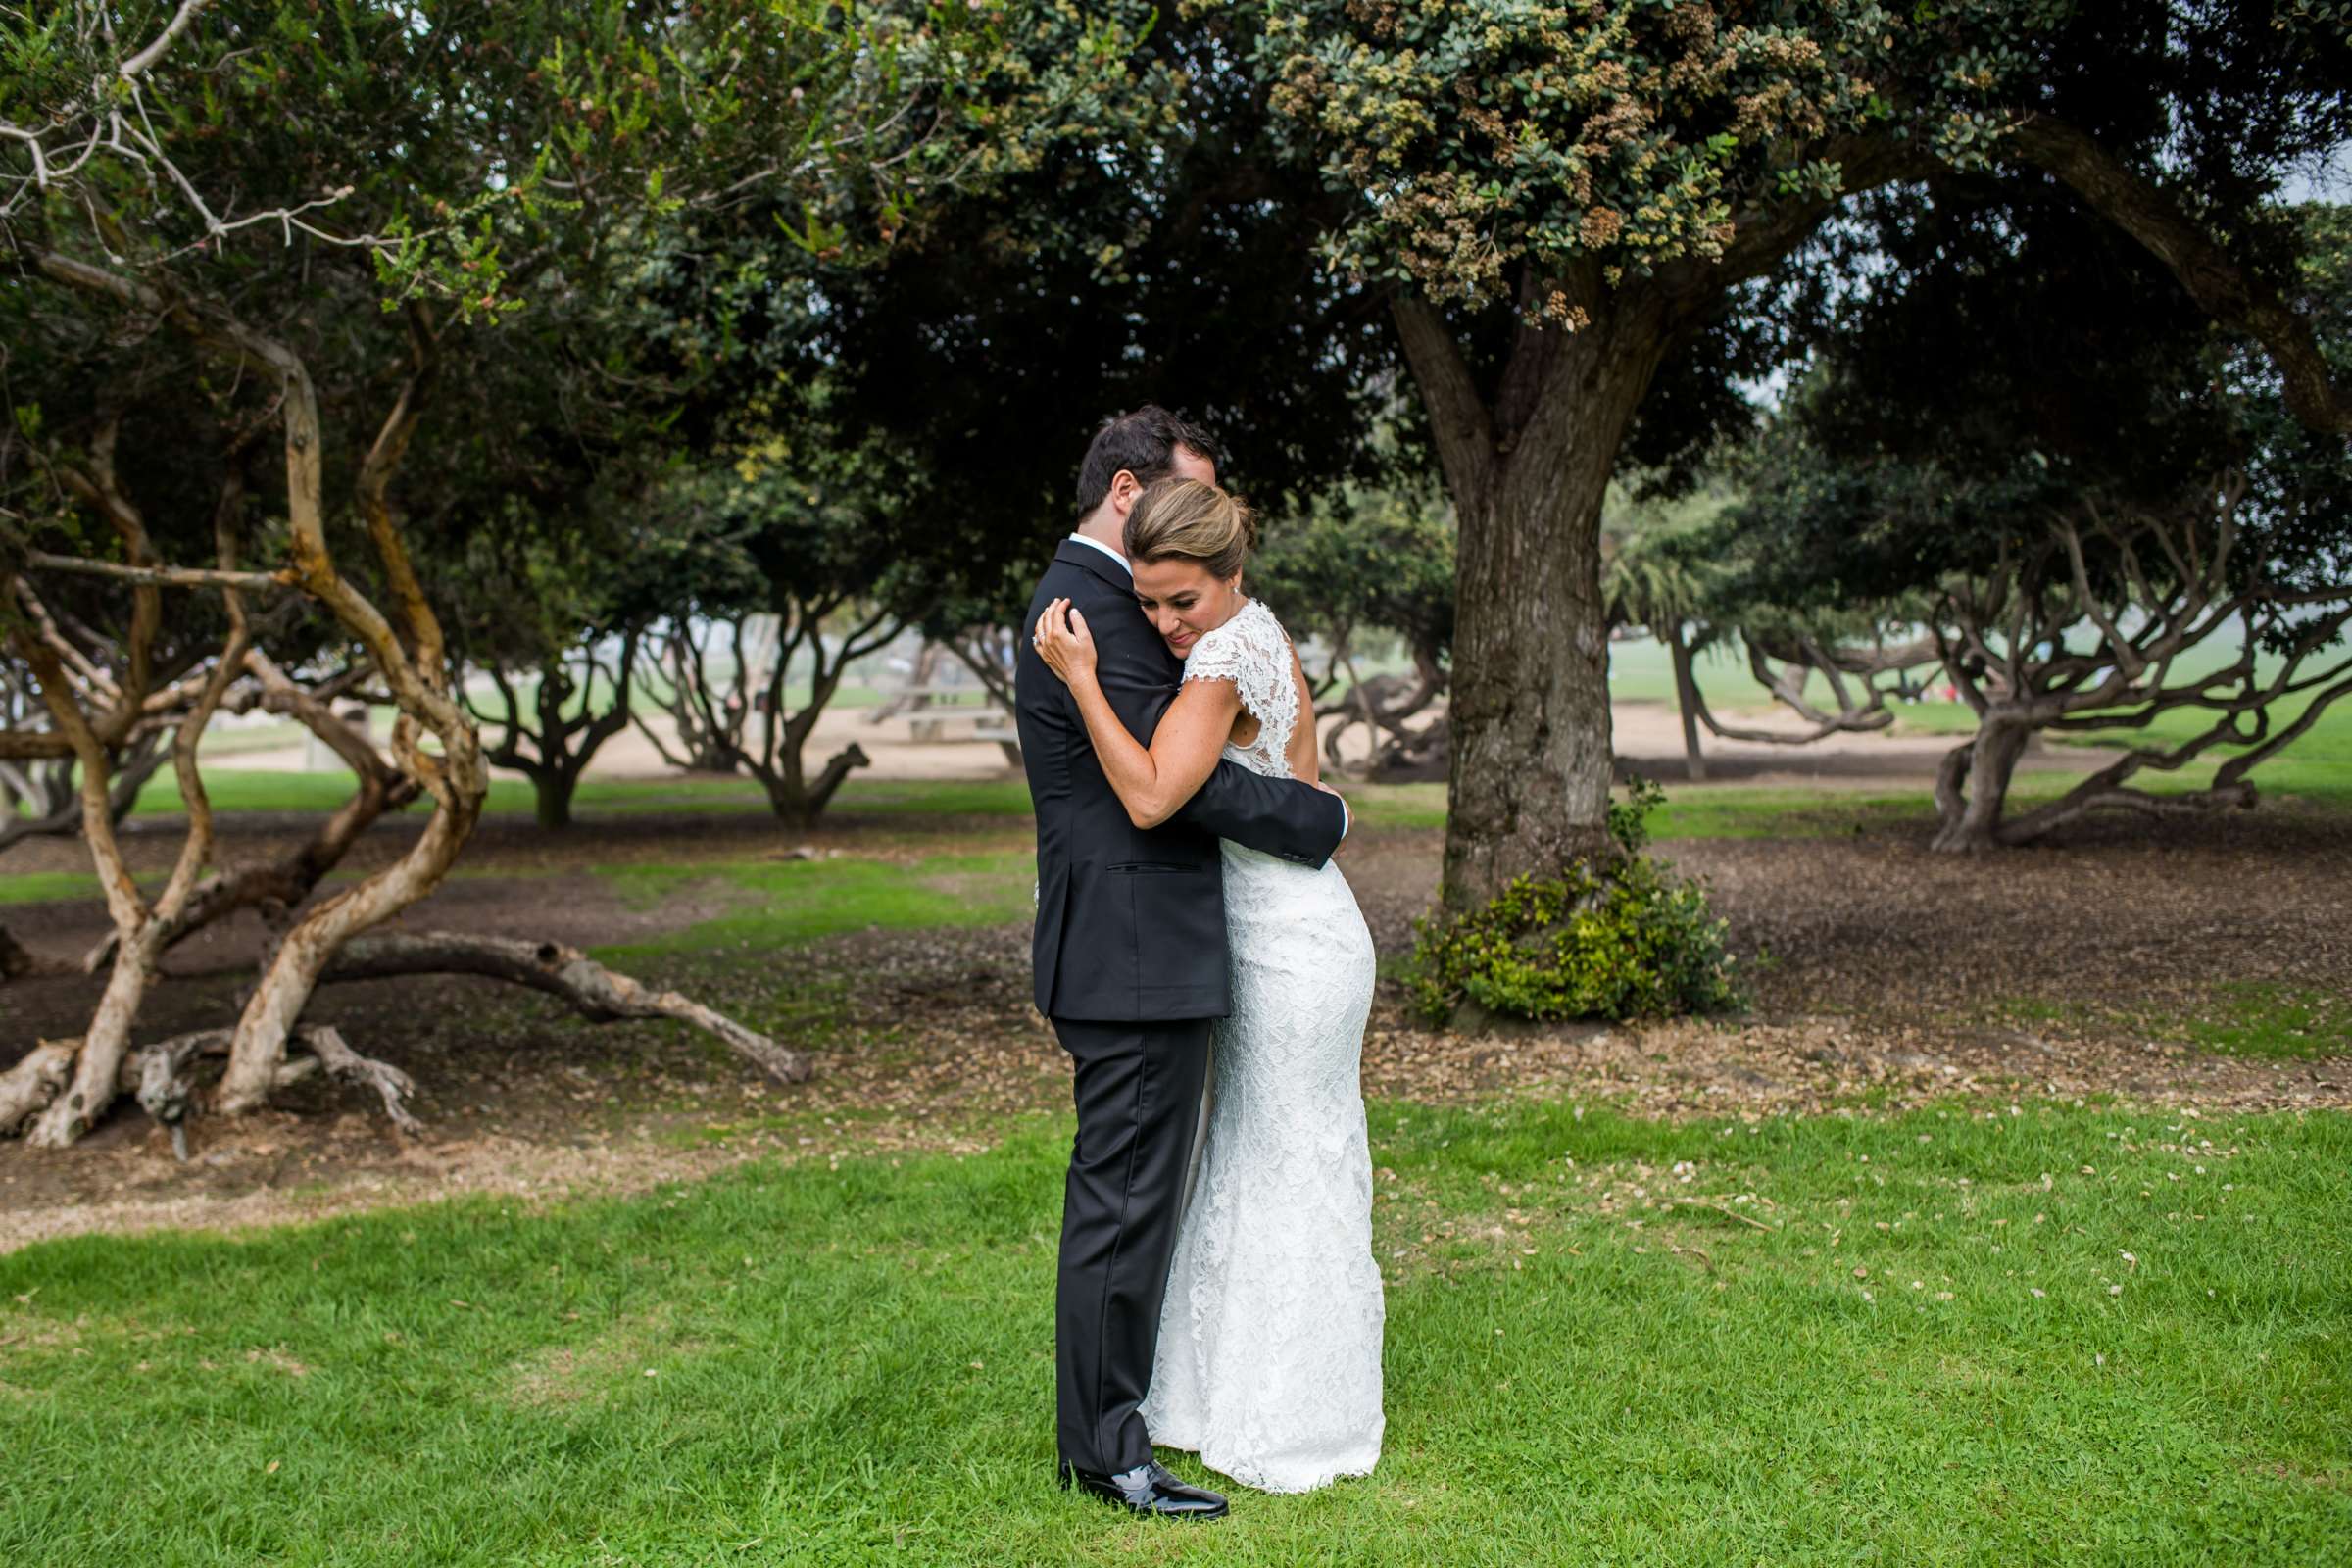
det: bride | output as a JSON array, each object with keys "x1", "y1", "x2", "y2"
[{"x1": 1031, "y1": 476, "x2": 1384, "y2": 1494}]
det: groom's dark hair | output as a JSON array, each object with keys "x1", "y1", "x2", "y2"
[{"x1": 1073, "y1": 405, "x2": 1223, "y2": 518}]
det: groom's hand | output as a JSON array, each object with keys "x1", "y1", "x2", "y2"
[{"x1": 1313, "y1": 780, "x2": 1353, "y2": 856}]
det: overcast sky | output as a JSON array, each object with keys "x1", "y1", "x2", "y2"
[{"x1": 2281, "y1": 139, "x2": 2351, "y2": 203}]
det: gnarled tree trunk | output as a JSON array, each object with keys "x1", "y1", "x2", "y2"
[
  {"x1": 1929, "y1": 720, "x2": 2033, "y2": 853},
  {"x1": 475, "y1": 628, "x2": 643, "y2": 831},
  {"x1": 1660, "y1": 620, "x2": 1708, "y2": 782},
  {"x1": 213, "y1": 315, "x2": 490, "y2": 1115},
  {"x1": 94, "y1": 650, "x2": 422, "y2": 968},
  {"x1": 1396, "y1": 283, "x2": 1670, "y2": 909}
]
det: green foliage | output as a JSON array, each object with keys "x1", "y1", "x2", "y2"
[
  {"x1": 2, "y1": 2, "x2": 1167, "y2": 317},
  {"x1": 0, "y1": 0, "x2": 1177, "y2": 623},
  {"x1": 1254, "y1": 1, "x2": 2352, "y2": 315},
  {"x1": 1600, "y1": 477, "x2": 1738, "y2": 630},
  {"x1": 1411, "y1": 779, "x2": 1741, "y2": 1024},
  {"x1": 1604, "y1": 773, "x2": 1666, "y2": 854},
  {"x1": 1253, "y1": 474, "x2": 1455, "y2": 668},
  {"x1": 1252, "y1": 1, "x2": 1912, "y2": 310}
]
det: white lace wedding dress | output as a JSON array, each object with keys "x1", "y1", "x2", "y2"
[{"x1": 1140, "y1": 598, "x2": 1385, "y2": 1494}]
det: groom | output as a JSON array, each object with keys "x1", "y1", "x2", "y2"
[{"x1": 1015, "y1": 408, "x2": 1348, "y2": 1520}]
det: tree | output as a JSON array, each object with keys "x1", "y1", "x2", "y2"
[
  {"x1": 1254, "y1": 474, "x2": 1456, "y2": 778},
  {"x1": 805, "y1": 15, "x2": 1404, "y2": 681},
  {"x1": 0, "y1": 1, "x2": 1142, "y2": 1142},
  {"x1": 466, "y1": 615, "x2": 645, "y2": 833},
  {"x1": 650, "y1": 444, "x2": 912, "y2": 826},
  {"x1": 1248, "y1": 1, "x2": 2352, "y2": 906},
  {"x1": 445, "y1": 496, "x2": 660, "y2": 832},
  {"x1": 1715, "y1": 195, "x2": 2352, "y2": 848}
]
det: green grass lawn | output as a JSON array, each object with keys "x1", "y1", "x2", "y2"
[
  {"x1": 5, "y1": 680, "x2": 2337, "y2": 916},
  {"x1": 1989, "y1": 983, "x2": 2352, "y2": 1062},
  {"x1": 593, "y1": 851, "x2": 1037, "y2": 964},
  {"x1": 0, "y1": 871, "x2": 110, "y2": 907},
  {"x1": 1, "y1": 1099, "x2": 2343, "y2": 1565},
  {"x1": 129, "y1": 650, "x2": 2352, "y2": 832}
]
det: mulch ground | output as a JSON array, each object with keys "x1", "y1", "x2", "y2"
[{"x1": 3, "y1": 804, "x2": 2347, "y2": 1250}]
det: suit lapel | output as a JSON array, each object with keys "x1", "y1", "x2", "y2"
[{"x1": 1052, "y1": 540, "x2": 1182, "y2": 680}]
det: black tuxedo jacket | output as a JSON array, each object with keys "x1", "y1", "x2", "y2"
[{"x1": 1017, "y1": 539, "x2": 1346, "y2": 1020}]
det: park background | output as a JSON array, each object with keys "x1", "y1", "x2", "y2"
[{"x1": 4, "y1": 4, "x2": 2350, "y2": 1564}]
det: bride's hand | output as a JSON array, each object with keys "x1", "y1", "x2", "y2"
[{"x1": 1033, "y1": 597, "x2": 1098, "y2": 686}]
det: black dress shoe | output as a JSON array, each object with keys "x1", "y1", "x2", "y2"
[{"x1": 1058, "y1": 1458, "x2": 1229, "y2": 1520}]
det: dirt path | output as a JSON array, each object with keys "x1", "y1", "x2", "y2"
[{"x1": 5, "y1": 802, "x2": 2346, "y2": 1253}]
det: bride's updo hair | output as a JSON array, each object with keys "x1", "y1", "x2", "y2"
[{"x1": 1122, "y1": 477, "x2": 1256, "y2": 581}]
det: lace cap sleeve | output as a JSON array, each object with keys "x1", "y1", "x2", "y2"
[
  {"x1": 1181, "y1": 616, "x2": 1251, "y2": 689},
  {"x1": 1181, "y1": 601, "x2": 1298, "y2": 756}
]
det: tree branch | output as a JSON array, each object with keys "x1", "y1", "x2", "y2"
[
  {"x1": 2006, "y1": 113, "x2": 2350, "y2": 435},
  {"x1": 1389, "y1": 294, "x2": 1497, "y2": 502},
  {"x1": 320, "y1": 932, "x2": 811, "y2": 1083}
]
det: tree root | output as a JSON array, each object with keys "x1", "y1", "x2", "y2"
[
  {"x1": 1, "y1": 931, "x2": 802, "y2": 1148},
  {"x1": 4, "y1": 1025, "x2": 335, "y2": 1146},
  {"x1": 1977, "y1": 779, "x2": 2261, "y2": 851},
  {"x1": 0, "y1": 1041, "x2": 78, "y2": 1134},
  {"x1": 129, "y1": 1027, "x2": 323, "y2": 1132},
  {"x1": 319, "y1": 931, "x2": 810, "y2": 1084},
  {"x1": 299, "y1": 1026, "x2": 421, "y2": 1135}
]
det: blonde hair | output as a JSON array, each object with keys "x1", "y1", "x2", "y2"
[{"x1": 1122, "y1": 477, "x2": 1255, "y2": 581}]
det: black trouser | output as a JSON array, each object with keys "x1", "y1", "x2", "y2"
[{"x1": 1051, "y1": 1014, "x2": 1213, "y2": 1475}]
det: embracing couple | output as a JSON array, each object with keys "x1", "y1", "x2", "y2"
[{"x1": 1015, "y1": 408, "x2": 1383, "y2": 1520}]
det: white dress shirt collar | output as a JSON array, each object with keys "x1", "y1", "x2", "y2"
[{"x1": 1066, "y1": 531, "x2": 1130, "y2": 574}]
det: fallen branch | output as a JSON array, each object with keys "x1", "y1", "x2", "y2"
[
  {"x1": 3, "y1": 935, "x2": 804, "y2": 1145},
  {"x1": 320, "y1": 931, "x2": 811, "y2": 1083}
]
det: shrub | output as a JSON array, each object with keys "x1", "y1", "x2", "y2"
[{"x1": 1409, "y1": 780, "x2": 1741, "y2": 1025}]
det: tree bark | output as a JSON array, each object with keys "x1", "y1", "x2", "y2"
[
  {"x1": 89, "y1": 650, "x2": 421, "y2": 971},
  {"x1": 209, "y1": 313, "x2": 492, "y2": 1115},
  {"x1": 1929, "y1": 720, "x2": 2032, "y2": 852},
  {"x1": 1396, "y1": 284, "x2": 1670, "y2": 908},
  {"x1": 1661, "y1": 621, "x2": 1708, "y2": 782},
  {"x1": 8, "y1": 426, "x2": 254, "y2": 1145},
  {"x1": 0, "y1": 1041, "x2": 78, "y2": 1133},
  {"x1": 213, "y1": 790, "x2": 481, "y2": 1113},
  {"x1": 534, "y1": 777, "x2": 573, "y2": 830}
]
